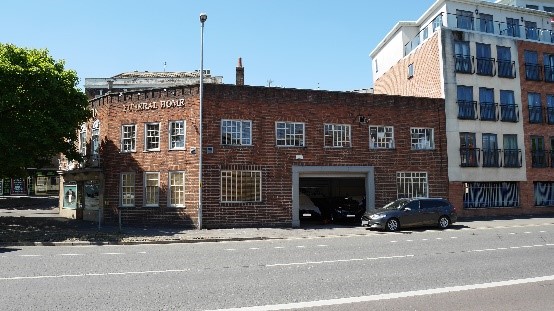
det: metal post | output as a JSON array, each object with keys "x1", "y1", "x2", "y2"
[{"x1": 198, "y1": 13, "x2": 207, "y2": 230}]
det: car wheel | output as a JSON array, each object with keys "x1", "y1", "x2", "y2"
[
  {"x1": 438, "y1": 216, "x2": 450, "y2": 229},
  {"x1": 385, "y1": 218, "x2": 399, "y2": 232}
]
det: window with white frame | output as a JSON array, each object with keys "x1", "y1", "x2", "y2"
[
  {"x1": 407, "y1": 63, "x2": 414, "y2": 78},
  {"x1": 145, "y1": 123, "x2": 160, "y2": 151},
  {"x1": 79, "y1": 124, "x2": 87, "y2": 156},
  {"x1": 121, "y1": 124, "x2": 136, "y2": 152},
  {"x1": 169, "y1": 171, "x2": 185, "y2": 207},
  {"x1": 369, "y1": 126, "x2": 394, "y2": 149},
  {"x1": 221, "y1": 119, "x2": 252, "y2": 145},
  {"x1": 144, "y1": 172, "x2": 159, "y2": 207},
  {"x1": 221, "y1": 170, "x2": 262, "y2": 202},
  {"x1": 120, "y1": 172, "x2": 135, "y2": 207},
  {"x1": 91, "y1": 121, "x2": 99, "y2": 157},
  {"x1": 276, "y1": 122, "x2": 305, "y2": 147},
  {"x1": 324, "y1": 124, "x2": 351, "y2": 147},
  {"x1": 411, "y1": 128, "x2": 435, "y2": 150},
  {"x1": 397, "y1": 172, "x2": 428, "y2": 198},
  {"x1": 169, "y1": 120, "x2": 185, "y2": 150}
]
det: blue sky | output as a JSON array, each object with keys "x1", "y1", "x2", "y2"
[{"x1": 1, "y1": 0, "x2": 436, "y2": 91}]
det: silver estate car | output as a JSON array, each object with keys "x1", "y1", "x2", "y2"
[{"x1": 361, "y1": 197, "x2": 457, "y2": 231}]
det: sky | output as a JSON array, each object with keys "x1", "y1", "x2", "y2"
[{"x1": 1, "y1": 0, "x2": 437, "y2": 92}]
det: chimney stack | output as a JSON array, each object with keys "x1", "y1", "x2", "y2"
[{"x1": 236, "y1": 57, "x2": 244, "y2": 86}]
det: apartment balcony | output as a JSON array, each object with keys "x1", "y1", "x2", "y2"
[
  {"x1": 500, "y1": 104, "x2": 519, "y2": 122},
  {"x1": 503, "y1": 149, "x2": 522, "y2": 168},
  {"x1": 544, "y1": 65, "x2": 554, "y2": 83},
  {"x1": 525, "y1": 63, "x2": 542, "y2": 81},
  {"x1": 476, "y1": 57, "x2": 496, "y2": 76},
  {"x1": 532, "y1": 150, "x2": 547, "y2": 168},
  {"x1": 482, "y1": 149, "x2": 501, "y2": 167},
  {"x1": 460, "y1": 147, "x2": 480, "y2": 167},
  {"x1": 454, "y1": 55, "x2": 474, "y2": 73},
  {"x1": 479, "y1": 102, "x2": 497, "y2": 121},
  {"x1": 548, "y1": 107, "x2": 554, "y2": 124},
  {"x1": 497, "y1": 60, "x2": 516, "y2": 78},
  {"x1": 458, "y1": 100, "x2": 478, "y2": 120},
  {"x1": 529, "y1": 106, "x2": 543, "y2": 124}
]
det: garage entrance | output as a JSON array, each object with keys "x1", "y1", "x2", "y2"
[{"x1": 292, "y1": 166, "x2": 375, "y2": 227}]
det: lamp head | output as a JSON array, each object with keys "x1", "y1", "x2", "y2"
[{"x1": 200, "y1": 13, "x2": 207, "y2": 23}]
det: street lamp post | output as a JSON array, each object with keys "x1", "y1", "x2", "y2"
[{"x1": 198, "y1": 13, "x2": 207, "y2": 230}]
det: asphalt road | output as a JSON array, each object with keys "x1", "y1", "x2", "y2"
[{"x1": 1, "y1": 220, "x2": 553, "y2": 310}]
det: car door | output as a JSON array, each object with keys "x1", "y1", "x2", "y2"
[
  {"x1": 419, "y1": 200, "x2": 440, "y2": 225},
  {"x1": 400, "y1": 201, "x2": 421, "y2": 227}
]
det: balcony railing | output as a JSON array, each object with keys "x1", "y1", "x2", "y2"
[
  {"x1": 497, "y1": 60, "x2": 516, "y2": 78},
  {"x1": 454, "y1": 55, "x2": 474, "y2": 73},
  {"x1": 82, "y1": 154, "x2": 102, "y2": 168},
  {"x1": 458, "y1": 100, "x2": 478, "y2": 120},
  {"x1": 525, "y1": 63, "x2": 542, "y2": 81},
  {"x1": 476, "y1": 57, "x2": 496, "y2": 76},
  {"x1": 500, "y1": 104, "x2": 519, "y2": 122},
  {"x1": 532, "y1": 150, "x2": 547, "y2": 168},
  {"x1": 551, "y1": 150, "x2": 554, "y2": 168},
  {"x1": 547, "y1": 107, "x2": 554, "y2": 124},
  {"x1": 503, "y1": 149, "x2": 522, "y2": 168},
  {"x1": 460, "y1": 147, "x2": 480, "y2": 167},
  {"x1": 480, "y1": 102, "x2": 497, "y2": 121},
  {"x1": 544, "y1": 65, "x2": 554, "y2": 82},
  {"x1": 529, "y1": 106, "x2": 543, "y2": 123},
  {"x1": 482, "y1": 149, "x2": 501, "y2": 167}
]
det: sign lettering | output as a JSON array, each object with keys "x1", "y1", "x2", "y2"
[{"x1": 123, "y1": 98, "x2": 185, "y2": 112}]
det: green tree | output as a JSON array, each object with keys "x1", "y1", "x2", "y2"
[{"x1": 0, "y1": 43, "x2": 91, "y2": 177}]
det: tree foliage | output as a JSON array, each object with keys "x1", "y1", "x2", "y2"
[{"x1": 0, "y1": 43, "x2": 91, "y2": 177}]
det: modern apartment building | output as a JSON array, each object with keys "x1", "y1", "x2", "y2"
[{"x1": 370, "y1": 0, "x2": 554, "y2": 217}]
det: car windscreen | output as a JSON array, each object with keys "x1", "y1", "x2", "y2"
[{"x1": 381, "y1": 199, "x2": 410, "y2": 210}]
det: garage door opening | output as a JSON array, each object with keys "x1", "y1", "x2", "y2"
[{"x1": 299, "y1": 177, "x2": 365, "y2": 226}]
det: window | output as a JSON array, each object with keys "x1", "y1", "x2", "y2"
[
  {"x1": 531, "y1": 136, "x2": 546, "y2": 167},
  {"x1": 482, "y1": 133, "x2": 499, "y2": 167},
  {"x1": 169, "y1": 171, "x2": 185, "y2": 207},
  {"x1": 463, "y1": 182, "x2": 519, "y2": 208},
  {"x1": 460, "y1": 132, "x2": 478, "y2": 167},
  {"x1": 374, "y1": 59, "x2": 378, "y2": 73},
  {"x1": 497, "y1": 46, "x2": 514, "y2": 78},
  {"x1": 479, "y1": 13, "x2": 494, "y2": 33},
  {"x1": 525, "y1": 50, "x2": 541, "y2": 80},
  {"x1": 503, "y1": 134, "x2": 520, "y2": 167},
  {"x1": 324, "y1": 124, "x2": 351, "y2": 147},
  {"x1": 525, "y1": 20, "x2": 539, "y2": 40},
  {"x1": 506, "y1": 18, "x2": 520, "y2": 37},
  {"x1": 91, "y1": 122, "x2": 99, "y2": 158},
  {"x1": 534, "y1": 182, "x2": 554, "y2": 206},
  {"x1": 276, "y1": 122, "x2": 305, "y2": 147},
  {"x1": 544, "y1": 53, "x2": 554, "y2": 82},
  {"x1": 120, "y1": 172, "x2": 135, "y2": 207},
  {"x1": 500, "y1": 90, "x2": 518, "y2": 122},
  {"x1": 476, "y1": 43, "x2": 494, "y2": 76},
  {"x1": 79, "y1": 124, "x2": 87, "y2": 156},
  {"x1": 526, "y1": 4, "x2": 539, "y2": 10},
  {"x1": 454, "y1": 41, "x2": 472, "y2": 73},
  {"x1": 411, "y1": 128, "x2": 434, "y2": 150},
  {"x1": 456, "y1": 10, "x2": 474, "y2": 30},
  {"x1": 407, "y1": 63, "x2": 414, "y2": 78},
  {"x1": 169, "y1": 120, "x2": 185, "y2": 150},
  {"x1": 145, "y1": 123, "x2": 160, "y2": 151},
  {"x1": 528, "y1": 92, "x2": 543, "y2": 123},
  {"x1": 457, "y1": 85, "x2": 476, "y2": 119},
  {"x1": 547, "y1": 95, "x2": 554, "y2": 124},
  {"x1": 221, "y1": 170, "x2": 262, "y2": 202},
  {"x1": 544, "y1": 6, "x2": 554, "y2": 13},
  {"x1": 121, "y1": 124, "x2": 136, "y2": 152},
  {"x1": 432, "y1": 14, "x2": 443, "y2": 32},
  {"x1": 369, "y1": 126, "x2": 394, "y2": 149},
  {"x1": 422, "y1": 27, "x2": 428, "y2": 40},
  {"x1": 144, "y1": 172, "x2": 159, "y2": 207},
  {"x1": 479, "y1": 87, "x2": 496, "y2": 121},
  {"x1": 396, "y1": 172, "x2": 428, "y2": 198},
  {"x1": 221, "y1": 119, "x2": 252, "y2": 146}
]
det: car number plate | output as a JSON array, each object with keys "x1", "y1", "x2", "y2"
[
  {"x1": 346, "y1": 214, "x2": 355, "y2": 218},
  {"x1": 302, "y1": 213, "x2": 311, "y2": 217},
  {"x1": 361, "y1": 220, "x2": 369, "y2": 226}
]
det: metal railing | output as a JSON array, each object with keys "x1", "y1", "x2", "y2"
[
  {"x1": 525, "y1": 63, "x2": 543, "y2": 81},
  {"x1": 547, "y1": 107, "x2": 554, "y2": 124},
  {"x1": 458, "y1": 100, "x2": 478, "y2": 120},
  {"x1": 460, "y1": 147, "x2": 480, "y2": 167},
  {"x1": 532, "y1": 150, "x2": 547, "y2": 168},
  {"x1": 500, "y1": 104, "x2": 519, "y2": 122},
  {"x1": 503, "y1": 149, "x2": 522, "y2": 168},
  {"x1": 544, "y1": 65, "x2": 554, "y2": 82},
  {"x1": 476, "y1": 57, "x2": 496, "y2": 76},
  {"x1": 528, "y1": 106, "x2": 543, "y2": 123},
  {"x1": 454, "y1": 55, "x2": 474, "y2": 73},
  {"x1": 482, "y1": 149, "x2": 501, "y2": 167},
  {"x1": 479, "y1": 102, "x2": 498, "y2": 121},
  {"x1": 497, "y1": 60, "x2": 516, "y2": 78}
]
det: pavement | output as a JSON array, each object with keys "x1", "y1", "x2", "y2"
[{"x1": 1, "y1": 195, "x2": 554, "y2": 247}]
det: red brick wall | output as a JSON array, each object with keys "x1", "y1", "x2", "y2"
[
  {"x1": 89, "y1": 85, "x2": 448, "y2": 228},
  {"x1": 374, "y1": 32, "x2": 443, "y2": 99},
  {"x1": 517, "y1": 40, "x2": 554, "y2": 214}
]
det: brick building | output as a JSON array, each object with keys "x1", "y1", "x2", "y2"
[
  {"x1": 61, "y1": 77, "x2": 448, "y2": 228},
  {"x1": 370, "y1": 0, "x2": 554, "y2": 217}
]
